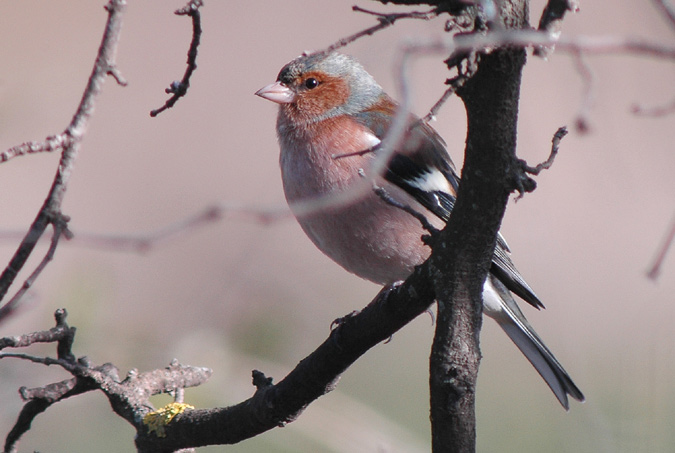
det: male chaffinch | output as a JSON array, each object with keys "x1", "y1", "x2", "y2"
[{"x1": 256, "y1": 51, "x2": 584, "y2": 409}]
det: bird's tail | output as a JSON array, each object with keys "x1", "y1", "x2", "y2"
[{"x1": 489, "y1": 277, "x2": 585, "y2": 410}]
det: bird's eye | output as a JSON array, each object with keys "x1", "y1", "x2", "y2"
[{"x1": 304, "y1": 78, "x2": 319, "y2": 90}]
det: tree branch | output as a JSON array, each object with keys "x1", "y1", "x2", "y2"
[
  {"x1": 150, "y1": 0, "x2": 204, "y2": 117},
  {"x1": 134, "y1": 277, "x2": 437, "y2": 451},
  {"x1": 0, "y1": 0, "x2": 127, "y2": 324},
  {"x1": 1, "y1": 310, "x2": 212, "y2": 453},
  {"x1": 646, "y1": 213, "x2": 675, "y2": 280}
]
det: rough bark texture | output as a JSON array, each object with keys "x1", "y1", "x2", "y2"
[{"x1": 428, "y1": 1, "x2": 530, "y2": 451}]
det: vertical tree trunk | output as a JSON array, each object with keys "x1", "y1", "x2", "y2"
[{"x1": 429, "y1": 1, "x2": 529, "y2": 451}]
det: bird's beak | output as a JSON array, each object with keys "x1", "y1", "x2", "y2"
[{"x1": 255, "y1": 81, "x2": 295, "y2": 104}]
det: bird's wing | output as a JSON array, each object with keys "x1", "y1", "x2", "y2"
[{"x1": 354, "y1": 100, "x2": 543, "y2": 309}]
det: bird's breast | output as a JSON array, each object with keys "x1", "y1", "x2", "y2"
[{"x1": 277, "y1": 116, "x2": 440, "y2": 284}]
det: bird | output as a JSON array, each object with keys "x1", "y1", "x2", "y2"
[{"x1": 255, "y1": 51, "x2": 584, "y2": 409}]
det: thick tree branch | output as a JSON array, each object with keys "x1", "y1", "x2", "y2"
[
  {"x1": 134, "y1": 276, "x2": 437, "y2": 451},
  {"x1": 3, "y1": 276, "x2": 437, "y2": 452},
  {"x1": 421, "y1": 1, "x2": 531, "y2": 450},
  {"x1": 429, "y1": 44, "x2": 529, "y2": 451}
]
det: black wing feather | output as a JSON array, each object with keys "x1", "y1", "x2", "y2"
[{"x1": 382, "y1": 126, "x2": 543, "y2": 310}]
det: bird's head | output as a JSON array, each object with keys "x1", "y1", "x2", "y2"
[{"x1": 255, "y1": 52, "x2": 383, "y2": 124}]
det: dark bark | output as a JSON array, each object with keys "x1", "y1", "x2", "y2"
[
  {"x1": 134, "y1": 278, "x2": 437, "y2": 452},
  {"x1": 428, "y1": 2, "x2": 530, "y2": 451}
]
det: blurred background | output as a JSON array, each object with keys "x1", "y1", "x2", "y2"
[{"x1": 1, "y1": 1, "x2": 674, "y2": 452}]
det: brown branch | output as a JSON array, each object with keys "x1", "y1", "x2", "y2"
[
  {"x1": 150, "y1": 0, "x2": 204, "y2": 117},
  {"x1": 0, "y1": 0, "x2": 127, "y2": 324},
  {"x1": 429, "y1": 42, "x2": 527, "y2": 453}
]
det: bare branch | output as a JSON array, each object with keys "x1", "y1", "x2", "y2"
[
  {"x1": 0, "y1": 203, "x2": 293, "y2": 254},
  {"x1": 571, "y1": 50, "x2": 594, "y2": 132},
  {"x1": 422, "y1": 76, "x2": 467, "y2": 123},
  {"x1": 0, "y1": 0, "x2": 127, "y2": 323},
  {"x1": 3, "y1": 279, "x2": 434, "y2": 452},
  {"x1": 0, "y1": 134, "x2": 71, "y2": 165},
  {"x1": 2, "y1": 310, "x2": 211, "y2": 452},
  {"x1": 64, "y1": 203, "x2": 290, "y2": 253},
  {"x1": 5, "y1": 369, "x2": 104, "y2": 453},
  {"x1": 150, "y1": 0, "x2": 204, "y2": 117},
  {"x1": 0, "y1": 217, "x2": 72, "y2": 322},
  {"x1": 134, "y1": 278, "x2": 437, "y2": 452},
  {"x1": 512, "y1": 126, "x2": 567, "y2": 200},
  {"x1": 646, "y1": 213, "x2": 675, "y2": 280},
  {"x1": 631, "y1": 97, "x2": 675, "y2": 116},
  {"x1": 521, "y1": 126, "x2": 568, "y2": 176},
  {"x1": 0, "y1": 309, "x2": 75, "y2": 357},
  {"x1": 322, "y1": 6, "x2": 438, "y2": 54}
]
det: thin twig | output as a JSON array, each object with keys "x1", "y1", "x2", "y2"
[
  {"x1": 150, "y1": 0, "x2": 204, "y2": 117},
  {"x1": 521, "y1": 126, "x2": 568, "y2": 175},
  {"x1": 570, "y1": 49, "x2": 594, "y2": 133},
  {"x1": 322, "y1": 6, "x2": 438, "y2": 54},
  {"x1": 630, "y1": 97, "x2": 675, "y2": 116},
  {"x1": 65, "y1": 203, "x2": 290, "y2": 253},
  {"x1": 513, "y1": 126, "x2": 568, "y2": 200},
  {"x1": 0, "y1": 135, "x2": 70, "y2": 165},
  {"x1": 332, "y1": 145, "x2": 378, "y2": 160},
  {"x1": 646, "y1": 213, "x2": 675, "y2": 280},
  {"x1": 0, "y1": 218, "x2": 72, "y2": 322},
  {"x1": 423, "y1": 76, "x2": 468, "y2": 123},
  {"x1": 3, "y1": 31, "x2": 669, "y2": 269},
  {"x1": 373, "y1": 185, "x2": 440, "y2": 236},
  {"x1": 652, "y1": 0, "x2": 675, "y2": 30},
  {"x1": 423, "y1": 86, "x2": 456, "y2": 123},
  {"x1": 0, "y1": 203, "x2": 292, "y2": 253}
]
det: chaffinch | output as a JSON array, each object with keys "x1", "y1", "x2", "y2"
[{"x1": 256, "y1": 51, "x2": 584, "y2": 409}]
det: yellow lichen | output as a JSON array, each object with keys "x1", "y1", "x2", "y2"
[{"x1": 143, "y1": 402, "x2": 195, "y2": 437}]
